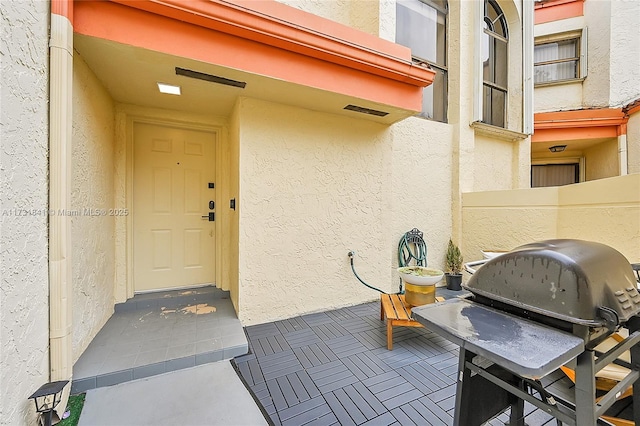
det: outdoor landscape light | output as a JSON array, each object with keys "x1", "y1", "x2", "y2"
[
  {"x1": 28, "y1": 380, "x2": 68, "y2": 426},
  {"x1": 157, "y1": 82, "x2": 181, "y2": 95},
  {"x1": 549, "y1": 144, "x2": 567, "y2": 153}
]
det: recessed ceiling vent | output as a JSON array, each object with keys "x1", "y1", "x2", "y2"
[
  {"x1": 175, "y1": 67, "x2": 246, "y2": 89},
  {"x1": 343, "y1": 104, "x2": 389, "y2": 117}
]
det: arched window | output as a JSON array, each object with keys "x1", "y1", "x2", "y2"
[
  {"x1": 396, "y1": 0, "x2": 448, "y2": 122},
  {"x1": 482, "y1": 0, "x2": 508, "y2": 127}
]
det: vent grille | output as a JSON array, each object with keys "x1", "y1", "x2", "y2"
[
  {"x1": 175, "y1": 67, "x2": 246, "y2": 88},
  {"x1": 343, "y1": 104, "x2": 389, "y2": 117}
]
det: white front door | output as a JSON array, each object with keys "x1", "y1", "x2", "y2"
[{"x1": 133, "y1": 122, "x2": 216, "y2": 292}]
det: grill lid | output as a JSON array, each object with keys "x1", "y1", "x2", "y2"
[{"x1": 465, "y1": 239, "x2": 640, "y2": 328}]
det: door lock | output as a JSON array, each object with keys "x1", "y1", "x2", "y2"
[{"x1": 209, "y1": 200, "x2": 215, "y2": 210}]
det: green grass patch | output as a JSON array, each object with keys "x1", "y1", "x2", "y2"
[{"x1": 57, "y1": 394, "x2": 85, "y2": 426}]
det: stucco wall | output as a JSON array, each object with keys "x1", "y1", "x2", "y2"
[
  {"x1": 71, "y1": 54, "x2": 116, "y2": 361},
  {"x1": 0, "y1": 0, "x2": 50, "y2": 424},
  {"x1": 609, "y1": 0, "x2": 640, "y2": 107},
  {"x1": 237, "y1": 98, "x2": 393, "y2": 324},
  {"x1": 534, "y1": 82, "x2": 584, "y2": 113},
  {"x1": 628, "y1": 111, "x2": 640, "y2": 175},
  {"x1": 473, "y1": 136, "x2": 518, "y2": 191},
  {"x1": 584, "y1": 139, "x2": 618, "y2": 181},
  {"x1": 582, "y1": 0, "x2": 611, "y2": 108},
  {"x1": 391, "y1": 117, "x2": 453, "y2": 273},
  {"x1": 276, "y1": 0, "x2": 380, "y2": 35},
  {"x1": 462, "y1": 174, "x2": 640, "y2": 267}
]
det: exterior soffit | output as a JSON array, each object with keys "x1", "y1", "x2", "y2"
[
  {"x1": 108, "y1": 0, "x2": 436, "y2": 88},
  {"x1": 532, "y1": 108, "x2": 628, "y2": 143},
  {"x1": 73, "y1": 0, "x2": 437, "y2": 116}
]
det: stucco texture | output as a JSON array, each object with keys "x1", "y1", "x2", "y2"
[
  {"x1": 71, "y1": 54, "x2": 116, "y2": 361},
  {"x1": 473, "y1": 135, "x2": 519, "y2": 191},
  {"x1": 390, "y1": 117, "x2": 453, "y2": 273},
  {"x1": 609, "y1": 0, "x2": 640, "y2": 107},
  {"x1": 237, "y1": 98, "x2": 393, "y2": 325},
  {"x1": 277, "y1": 0, "x2": 380, "y2": 36},
  {"x1": 0, "y1": 0, "x2": 51, "y2": 424},
  {"x1": 462, "y1": 174, "x2": 640, "y2": 265},
  {"x1": 584, "y1": 139, "x2": 618, "y2": 181}
]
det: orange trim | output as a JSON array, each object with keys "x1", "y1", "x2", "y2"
[
  {"x1": 532, "y1": 127, "x2": 618, "y2": 143},
  {"x1": 618, "y1": 124, "x2": 627, "y2": 137},
  {"x1": 532, "y1": 108, "x2": 628, "y2": 143},
  {"x1": 74, "y1": 0, "x2": 434, "y2": 111},
  {"x1": 535, "y1": 0, "x2": 583, "y2": 25},
  {"x1": 52, "y1": 0, "x2": 73, "y2": 21}
]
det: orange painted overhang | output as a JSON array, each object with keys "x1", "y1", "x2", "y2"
[
  {"x1": 534, "y1": 0, "x2": 584, "y2": 25},
  {"x1": 532, "y1": 108, "x2": 628, "y2": 142},
  {"x1": 73, "y1": 0, "x2": 436, "y2": 112}
]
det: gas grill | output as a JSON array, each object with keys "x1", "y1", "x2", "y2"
[{"x1": 412, "y1": 239, "x2": 640, "y2": 425}]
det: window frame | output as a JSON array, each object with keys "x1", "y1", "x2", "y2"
[
  {"x1": 395, "y1": 0, "x2": 448, "y2": 123},
  {"x1": 481, "y1": 0, "x2": 509, "y2": 128},
  {"x1": 533, "y1": 29, "x2": 587, "y2": 86}
]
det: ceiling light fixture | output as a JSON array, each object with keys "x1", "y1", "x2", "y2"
[
  {"x1": 157, "y1": 82, "x2": 181, "y2": 95},
  {"x1": 549, "y1": 145, "x2": 567, "y2": 153}
]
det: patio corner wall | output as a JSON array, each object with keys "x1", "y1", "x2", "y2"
[
  {"x1": 236, "y1": 98, "x2": 395, "y2": 325},
  {"x1": 71, "y1": 53, "x2": 116, "y2": 362},
  {"x1": 461, "y1": 173, "x2": 640, "y2": 266}
]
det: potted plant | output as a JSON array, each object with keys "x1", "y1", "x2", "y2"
[{"x1": 445, "y1": 239, "x2": 463, "y2": 291}]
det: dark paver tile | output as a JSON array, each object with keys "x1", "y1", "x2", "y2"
[
  {"x1": 284, "y1": 328, "x2": 321, "y2": 349},
  {"x1": 325, "y1": 334, "x2": 368, "y2": 358},
  {"x1": 246, "y1": 323, "x2": 280, "y2": 340},
  {"x1": 313, "y1": 323, "x2": 349, "y2": 341},
  {"x1": 324, "y1": 390, "x2": 357, "y2": 426},
  {"x1": 302, "y1": 312, "x2": 334, "y2": 327},
  {"x1": 361, "y1": 412, "x2": 397, "y2": 426},
  {"x1": 279, "y1": 396, "x2": 330, "y2": 425},
  {"x1": 293, "y1": 342, "x2": 337, "y2": 368},
  {"x1": 276, "y1": 317, "x2": 309, "y2": 334}
]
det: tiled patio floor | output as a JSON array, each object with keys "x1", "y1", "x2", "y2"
[{"x1": 232, "y1": 289, "x2": 583, "y2": 426}]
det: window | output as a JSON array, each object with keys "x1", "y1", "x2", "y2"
[
  {"x1": 534, "y1": 30, "x2": 587, "y2": 84},
  {"x1": 531, "y1": 163, "x2": 579, "y2": 187},
  {"x1": 482, "y1": 0, "x2": 508, "y2": 128},
  {"x1": 396, "y1": 0, "x2": 447, "y2": 122}
]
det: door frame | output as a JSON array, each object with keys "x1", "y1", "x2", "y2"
[{"x1": 115, "y1": 106, "x2": 227, "y2": 301}]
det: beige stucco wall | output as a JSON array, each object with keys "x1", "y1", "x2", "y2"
[
  {"x1": 628, "y1": 111, "x2": 640, "y2": 175},
  {"x1": 582, "y1": 0, "x2": 611, "y2": 108},
  {"x1": 276, "y1": 0, "x2": 380, "y2": 36},
  {"x1": 609, "y1": 0, "x2": 640, "y2": 107},
  {"x1": 473, "y1": 136, "x2": 520, "y2": 191},
  {"x1": 584, "y1": 139, "x2": 618, "y2": 181},
  {"x1": 0, "y1": 0, "x2": 51, "y2": 424},
  {"x1": 71, "y1": 54, "x2": 117, "y2": 362},
  {"x1": 235, "y1": 100, "x2": 464, "y2": 325},
  {"x1": 391, "y1": 117, "x2": 453, "y2": 273},
  {"x1": 462, "y1": 174, "x2": 640, "y2": 267},
  {"x1": 236, "y1": 98, "x2": 394, "y2": 324}
]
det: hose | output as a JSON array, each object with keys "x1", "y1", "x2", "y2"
[
  {"x1": 397, "y1": 230, "x2": 427, "y2": 268},
  {"x1": 348, "y1": 251, "x2": 396, "y2": 294}
]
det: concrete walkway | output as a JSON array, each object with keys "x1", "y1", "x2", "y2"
[{"x1": 78, "y1": 360, "x2": 268, "y2": 426}]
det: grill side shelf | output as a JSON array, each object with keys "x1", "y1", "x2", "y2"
[{"x1": 411, "y1": 298, "x2": 585, "y2": 380}]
